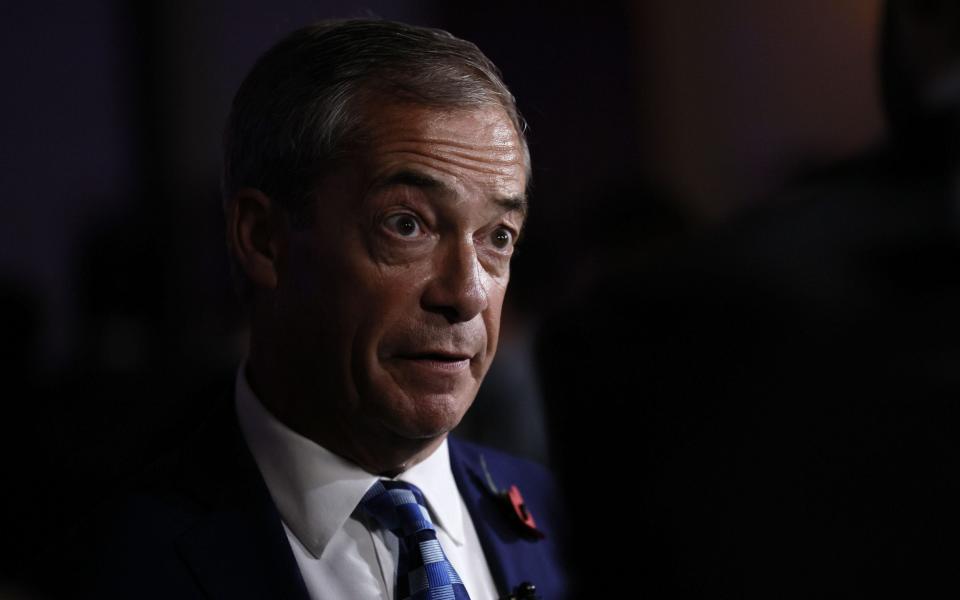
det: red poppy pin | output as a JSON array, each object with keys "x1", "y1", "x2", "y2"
[{"x1": 480, "y1": 455, "x2": 546, "y2": 539}]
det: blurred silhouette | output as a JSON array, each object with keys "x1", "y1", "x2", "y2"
[{"x1": 540, "y1": 0, "x2": 960, "y2": 596}]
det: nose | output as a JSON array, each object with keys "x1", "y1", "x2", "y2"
[{"x1": 422, "y1": 238, "x2": 489, "y2": 323}]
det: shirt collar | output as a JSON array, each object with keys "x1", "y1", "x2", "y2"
[
  {"x1": 233, "y1": 362, "x2": 466, "y2": 560},
  {"x1": 396, "y1": 434, "x2": 466, "y2": 546}
]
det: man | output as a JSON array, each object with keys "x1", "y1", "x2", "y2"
[{"x1": 91, "y1": 19, "x2": 566, "y2": 600}]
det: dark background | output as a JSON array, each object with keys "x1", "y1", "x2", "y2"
[{"x1": 1, "y1": 1, "x2": 897, "y2": 596}]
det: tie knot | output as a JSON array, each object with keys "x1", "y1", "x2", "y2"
[{"x1": 360, "y1": 480, "x2": 435, "y2": 537}]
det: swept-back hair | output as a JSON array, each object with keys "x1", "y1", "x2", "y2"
[{"x1": 222, "y1": 19, "x2": 528, "y2": 218}]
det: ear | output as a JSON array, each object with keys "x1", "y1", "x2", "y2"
[{"x1": 227, "y1": 188, "x2": 286, "y2": 290}]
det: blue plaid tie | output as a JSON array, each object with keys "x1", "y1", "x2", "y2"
[{"x1": 359, "y1": 479, "x2": 472, "y2": 600}]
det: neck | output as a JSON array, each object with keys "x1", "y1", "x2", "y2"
[{"x1": 373, "y1": 436, "x2": 447, "y2": 478}]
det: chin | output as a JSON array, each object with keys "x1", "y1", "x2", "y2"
[
  {"x1": 380, "y1": 390, "x2": 474, "y2": 441},
  {"x1": 365, "y1": 360, "x2": 478, "y2": 437}
]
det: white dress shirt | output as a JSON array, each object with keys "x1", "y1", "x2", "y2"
[{"x1": 234, "y1": 366, "x2": 500, "y2": 599}]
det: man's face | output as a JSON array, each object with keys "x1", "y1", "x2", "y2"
[{"x1": 272, "y1": 102, "x2": 527, "y2": 452}]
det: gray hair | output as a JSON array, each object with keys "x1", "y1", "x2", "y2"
[{"x1": 222, "y1": 18, "x2": 529, "y2": 219}]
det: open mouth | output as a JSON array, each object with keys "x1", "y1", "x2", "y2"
[
  {"x1": 397, "y1": 352, "x2": 473, "y2": 372},
  {"x1": 410, "y1": 352, "x2": 471, "y2": 362}
]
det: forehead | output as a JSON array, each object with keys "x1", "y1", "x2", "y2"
[{"x1": 355, "y1": 102, "x2": 528, "y2": 199}]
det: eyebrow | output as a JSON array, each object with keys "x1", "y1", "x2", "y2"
[{"x1": 376, "y1": 169, "x2": 528, "y2": 217}]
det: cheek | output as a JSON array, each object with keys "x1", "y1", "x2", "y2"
[
  {"x1": 279, "y1": 241, "x2": 383, "y2": 363},
  {"x1": 351, "y1": 266, "x2": 433, "y2": 355},
  {"x1": 317, "y1": 269, "x2": 424, "y2": 403}
]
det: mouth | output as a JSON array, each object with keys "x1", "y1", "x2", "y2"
[
  {"x1": 410, "y1": 351, "x2": 472, "y2": 361},
  {"x1": 395, "y1": 351, "x2": 474, "y2": 372}
]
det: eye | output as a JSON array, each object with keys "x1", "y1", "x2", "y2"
[
  {"x1": 490, "y1": 227, "x2": 514, "y2": 250},
  {"x1": 383, "y1": 213, "x2": 422, "y2": 237}
]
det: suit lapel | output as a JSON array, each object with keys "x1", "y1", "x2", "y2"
[
  {"x1": 175, "y1": 490, "x2": 310, "y2": 600},
  {"x1": 448, "y1": 437, "x2": 551, "y2": 597},
  {"x1": 172, "y1": 399, "x2": 311, "y2": 600}
]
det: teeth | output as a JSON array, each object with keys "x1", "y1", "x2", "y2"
[{"x1": 402, "y1": 352, "x2": 469, "y2": 361}]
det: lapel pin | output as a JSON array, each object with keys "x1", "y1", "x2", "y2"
[{"x1": 480, "y1": 455, "x2": 545, "y2": 539}]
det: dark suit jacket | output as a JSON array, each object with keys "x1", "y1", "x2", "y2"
[{"x1": 86, "y1": 397, "x2": 568, "y2": 599}]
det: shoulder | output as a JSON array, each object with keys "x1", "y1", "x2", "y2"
[{"x1": 75, "y1": 397, "x2": 276, "y2": 596}]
